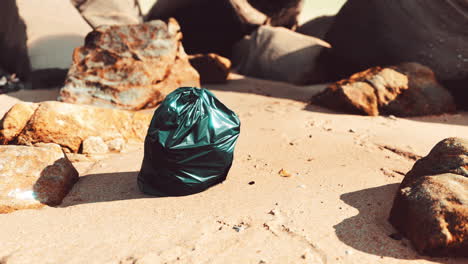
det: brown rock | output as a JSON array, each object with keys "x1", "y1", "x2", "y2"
[
  {"x1": 189, "y1": 53, "x2": 231, "y2": 84},
  {"x1": 0, "y1": 143, "x2": 79, "y2": 214},
  {"x1": 320, "y1": 0, "x2": 468, "y2": 105},
  {"x1": 384, "y1": 63, "x2": 457, "y2": 116},
  {"x1": 389, "y1": 137, "x2": 468, "y2": 257},
  {"x1": 314, "y1": 80, "x2": 379, "y2": 116},
  {"x1": 312, "y1": 63, "x2": 456, "y2": 116},
  {"x1": 0, "y1": 102, "x2": 38, "y2": 144},
  {"x1": 402, "y1": 137, "x2": 468, "y2": 187},
  {"x1": 0, "y1": 101, "x2": 152, "y2": 153},
  {"x1": 59, "y1": 19, "x2": 200, "y2": 110}
]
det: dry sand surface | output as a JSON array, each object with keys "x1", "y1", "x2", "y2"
[{"x1": 0, "y1": 74, "x2": 467, "y2": 264}]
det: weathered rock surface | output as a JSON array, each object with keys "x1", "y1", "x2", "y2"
[
  {"x1": 233, "y1": 26, "x2": 330, "y2": 85},
  {"x1": 145, "y1": 0, "x2": 302, "y2": 56},
  {"x1": 0, "y1": 143, "x2": 79, "y2": 214},
  {"x1": 320, "y1": 0, "x2": 468, "y2": 108},
  {"x1": 312, "y1": 63, "x2": 456, "y2": 116},
  {"x1": 59, "y1": 19, "x2": 200, "y2": 110},
  {"x1": 389, "y1": 137, "x2": 468, "y2": 257},
  {"x1": 189, "y1": 53, "x2": 231, "y2": 84},
  {"x1": 296, "y1": 15, "x2": 335, "y2": 40},
  {"x1": 0, "y1": 102, "x2": 38, "y2": 144},
  {"x1": 0, "y1": 101, "x2": 152, "y2": 153}
]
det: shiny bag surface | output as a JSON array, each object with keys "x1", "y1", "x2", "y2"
[{"x1": 138, "y1": 87, "x2": 241, "y2": 196}]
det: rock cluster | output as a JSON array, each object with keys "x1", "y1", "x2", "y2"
[
  {"x1": 59, "y1": 19, "x2": 200, "y2": 110},
  {"x1": 0, "y1": 143, "x2": 78, "y2": 214},
  {"x1": 312, "y1": 63, "x2": 456, "y2": 116},
  {"x1": 320, "y1": 0, "x2": 468, "y2": 108},
  {"x1": 0, "y1": 101, "x2": 152, "y2": 153},
  {"x1": 389, "y1": 137, "x2": 468, "y2": 257}
]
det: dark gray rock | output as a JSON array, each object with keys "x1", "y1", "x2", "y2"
[{"x1": 389, "y1": 137, "x2": 468, "y2": 257}]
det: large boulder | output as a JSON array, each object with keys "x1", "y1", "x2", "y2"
[
  {"x1": 312, "y1": 63, "x2": 456, "y2": 116},
  {"x1": 0, "y1": 143, "x2": 79, "y2": 214},
  {"x1": 71, "y1": 0, "x2": 142, "y2": 28},
  {"x1": 59, "y1": 19, "x2": 200, "y2": 110},
  {"x1": 0, "y1": 101, "x2": 152, "y2": 153},
  {"x1": 0, "y1": 0, "x2": 31, "y2": 81},
  {"x1": 145, "y1": 0, "x2": 302, "y2": 56},
  {"x1": 320, "y1": 0, "x2": 468, "y2": 107},
  {"x1": 233, "y1": 26, "x2": 330, "y2": 85},
  {"x1": 389, "y1": 138, "x2": 468, "y2": 257}
]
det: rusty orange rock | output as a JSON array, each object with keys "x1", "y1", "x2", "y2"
[
  {"x1": 59, "y1": 19, "x2": 200, "y2": 110},
  {"x1": 0, "y1": 101, "x2": 152, "y2": 153}
]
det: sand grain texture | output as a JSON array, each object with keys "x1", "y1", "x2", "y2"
[{"x1": 0, "y1": 75, "x2": 467, "y2": 263}]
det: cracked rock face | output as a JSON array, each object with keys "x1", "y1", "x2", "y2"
[
  {"x1": 0, "y1": 143, "x2": 79, "y2": 214},
  {"x1": 0, "y1": 101, "x2": 152, "y2": 153},
  {"x1": 389, "y1": 137, "x2": 468, "y2": 257},
  {"x1": 312, "y1": 63, "x2": 456, "y2": 116},
  {"x1": 59, "y1": 19, "x2": 200, "y2": 110}
]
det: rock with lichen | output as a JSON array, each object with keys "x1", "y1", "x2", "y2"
[{"x1": 59, "y1": 19, "x2": 200, "y2": 110}]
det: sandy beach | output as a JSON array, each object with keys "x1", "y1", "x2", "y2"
[{"x1": 0, "y1": 74, "x2": 466, "y2": 264}]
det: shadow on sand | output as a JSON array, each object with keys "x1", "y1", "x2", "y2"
[
  {"x1": 205, "y1": 75, "x2": 328, "y2": 102},
  {"x1": 60, "y1": 171, "x2": 150, "y2": 206},
  {"x1": 335, "y1": 184, "x2": 464, "y2": 263}
]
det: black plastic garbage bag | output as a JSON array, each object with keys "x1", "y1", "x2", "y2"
[{"x1": 138, "y1": 87, "x2": 241, "y2": 196}]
